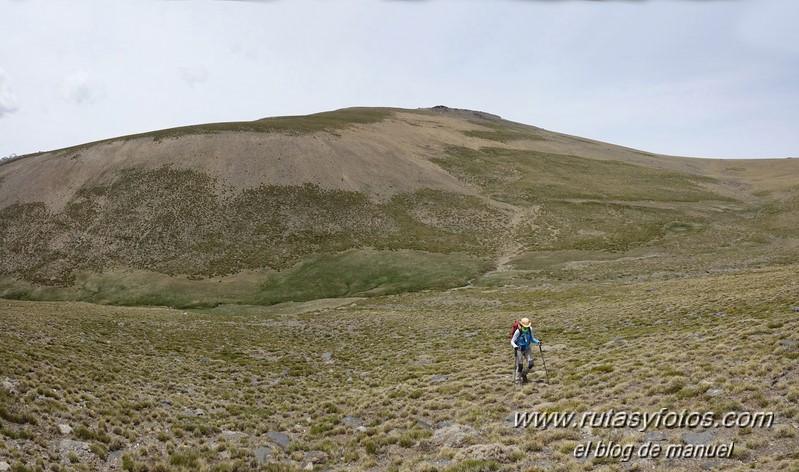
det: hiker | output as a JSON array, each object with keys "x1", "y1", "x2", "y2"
[{"x1": 511, "y1": 317, "x2": 542, "y2": 384}]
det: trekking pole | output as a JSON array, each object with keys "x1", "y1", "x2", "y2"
[{"x1": 539, "y1": 344, "x2": 549, "y2": 384}]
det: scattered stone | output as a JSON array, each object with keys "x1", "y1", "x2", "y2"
[
  {"x1": 194, "y1": 408, "x2": 206, "y2": 416},
  {"x1": 58, "y1": 424, "x2": 73, "y2": 435},
  {"x1": 221, "y1": 430, "x2": 247, "y2": 442},
  {"x1": 267, "y1": 431, "x2": 291, "y2": 450},
  {"x1": 321, "y1": 352, "x2": 334, "y2": 364},
  {"x1": 0, "y1": 462, "x2": 9, "y2": 472},
  {"x1": 356, "y1": 426, "x2": 367, "y2": 433},
  {"x1": 108, "y1": 450, "x2": 123, "y2": 462},
  {"x1": 303, "y1": 450, "x2": 328, "y2": 464},
  {"x1": 779, "y1": 340, "x2": 798, "y2": 347},
  {"x1": 430, "y1": 374, "x2": 450, "y2": 382},
  {"x1": 791, "y1": 306, "x2": 799, "y2": 312},
  {"x1": 342, "y1": 416, "x2": 363, "y2": 427},
  {"x1": 411, "y1": 355, "x2": 434, "y2": 365},
  {"x1": 435, "y1": 420, "x2": 454, "y2": 429},
  {"x1": 416, "y1": 419, "x2": 433, "y2": 430},
  {"x1": 160, "y1": 401, "x2": 171, "y2": 409},
  {"x1": 60, "y1": 439, "x2": 90, "y2": 452},
  {"x1": 463, "y1": 331, "x2": 479, "y2": 338},
  {"x1": 454, "y1": 443, "x2": 520, "y2": 463},
  {"x1": 432, "y1": 424, "x2": 478, "y2": 448},
  {"x1": 419, "y1": 458, "x2": 453, "y2": 468},
  {"x1": 771, "y1": 371, "x2": 789, "y2": 386},
  {"x1": 682, "y1": 430, "x2": 716, "y2": 445},
  {"x1": 199, "y1": 357, "x2": 211, "y2": 363},
  {"x1": 527, "y1": 460, "x2": 554, "y2": 469},
  {"x1": 702, "y1": 462, "x2": 721, "y2": 470},
  {"x1": 644, "y1": 431, "x2": 668, "y2": 442},
  {"x1": 579, "y1": 427, "x2": 600, "y2": 440},
  {"x1": 706, "y1": 388, "x2": 724, "y2": 397},
  {"x1": 254, "y1": 445, "x2": 273, "y2": 463},
  {"x1": 0, "y1": 378, "x2": 19, "y2": 395},
  {"x1": 504, "y1": 413, "x2": 515, "y2": 426}
]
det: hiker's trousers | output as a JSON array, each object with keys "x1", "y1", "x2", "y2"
[{"x1": 516, "y1": 347, "x2": 534, "y2": 372}]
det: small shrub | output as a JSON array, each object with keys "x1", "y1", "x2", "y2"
[
  {"x1": 90, "y1": 443, "x2": 107, "y2": 460},
  {"x1": 590, "y1": 365, "x2": 614, "y2": 374},
  {"x1": 364, "y1": 440, "x2": 377, "y2": 455},
  {"x1": 122, "y1": 455, "x2": 135, "y2": 471},
  {"x1": 169, "y1": 450, "x2": 200, "y2": 468}
]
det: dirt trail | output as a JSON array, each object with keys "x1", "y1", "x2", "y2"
[{"x1": 495, "y1": 205, "x2": 540, "y2": 271}]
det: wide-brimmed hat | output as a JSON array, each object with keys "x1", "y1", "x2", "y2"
[{"x1": 520, "y1": 317, "x2": 532, "y2": 328}]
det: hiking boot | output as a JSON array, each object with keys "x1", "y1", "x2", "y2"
[
  {"x1": 521, "y1": 374, "x2": 529, "y2": 383},
  {"x1": 514, "y1": 377, "x2": 523, "y2": 385}
]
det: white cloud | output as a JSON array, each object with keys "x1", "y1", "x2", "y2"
[
  {"x1": 179, "y1": 66, "x2": 210, "y2": 88},
  {"x1": 62, "y1": 71, "x2": 106, "y2": 104},
  {"x1": 0, "y1": 68, "x2": 19, "y2": 117}
]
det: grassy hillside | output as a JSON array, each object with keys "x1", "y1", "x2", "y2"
[
  {"x1": 0, "y1": 164, "x2": 505, "y2": 305},
  {"x1": 49, "y1": 108, "x2": 395, "y2": 151},
  {"x1": 0, "y1": 106, "x2": 798, "y2": 307}
]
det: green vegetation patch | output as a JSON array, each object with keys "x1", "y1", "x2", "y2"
[
  {"x1": 249, "y1": 249, "x2": 492, "y2": 305},
  {"x1": 518, "y1": 201, "x2": 706, "y2": 252},
  {"x1": 462, "y1": 121, "x2": 546, "y2": 143},
  {"x1": 433, "y1": 146, "x2": 729, "y2": 204},
  {"x1": 752, "y1": 191, "x2": 799, "y2": 238},
  {"x1": 664, "y1": 221, "x2": 704, "y2": 235},
  {"x1": 56, "y1": 108, "x2": 393, "y2": 152},
  {"x1": 0, "y1": 250, "x2": 491, "y2": 309}
]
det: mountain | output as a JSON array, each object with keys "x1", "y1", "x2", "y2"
[{"x1": 1, "y1": 106, "x2": 797, "y2": 307}]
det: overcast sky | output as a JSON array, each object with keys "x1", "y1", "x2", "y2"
[{"x1": 1, "y1": 0, "x2": 797, "y2": 159}]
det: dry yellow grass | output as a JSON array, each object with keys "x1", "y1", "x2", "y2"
[{"x1": 1, "y1": 265, "x2": 797, "y2": 471}]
